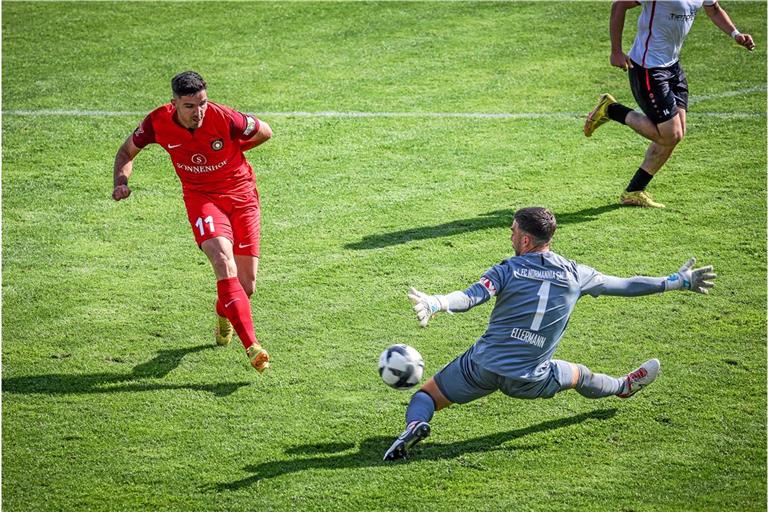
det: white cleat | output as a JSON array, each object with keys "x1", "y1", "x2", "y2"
[{"x1": 617, "y1": 359, "x2": 660, "y2": 398}]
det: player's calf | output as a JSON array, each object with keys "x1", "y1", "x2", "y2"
[{"x1": 572, "y1": 363, "x2": 625, "y2": 398}]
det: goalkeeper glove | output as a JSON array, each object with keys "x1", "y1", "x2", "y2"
[
  {"x1": 664, "y1": 257, "x2": 717, "y2": 294},
  {"x1": 407, "y1": 287, "x2": 448, "y2": 327}
]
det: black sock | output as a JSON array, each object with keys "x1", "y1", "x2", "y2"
[
  {"x1": 607, "y1": 103, "x2": 633, "y2": 125},
  {"x1": 626, "y1": 168, "x2": 653, "y2": 192}
]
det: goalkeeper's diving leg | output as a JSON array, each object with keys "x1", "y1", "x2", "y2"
[
  {"x1": 563, "y1": 360, "x2": 661, "y2": 399},
  {"x1": 383, "y1": 378, "x2": 451, "y2": 461}
]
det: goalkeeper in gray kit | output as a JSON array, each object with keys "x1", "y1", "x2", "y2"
[{"x1": 384, "y1": 206, "x2": 716, "y2": 461}]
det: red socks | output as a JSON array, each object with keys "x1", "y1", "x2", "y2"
[{"x1": 216, "y1": 277, "x2": 257, "y2": 349}]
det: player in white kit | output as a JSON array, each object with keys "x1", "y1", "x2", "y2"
[{"x1": 584, "y1": 1, "x2": 755, "y2": 208}]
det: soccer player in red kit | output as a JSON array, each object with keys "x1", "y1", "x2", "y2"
[{"x1": 112, "y1": 71, "x2": 272, "y2": 372}]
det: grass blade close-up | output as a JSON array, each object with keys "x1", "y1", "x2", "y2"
[{"x1": 2, "y1": 2, "x2": 766, "y2": 511}]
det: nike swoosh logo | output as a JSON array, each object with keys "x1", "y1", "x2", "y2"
[
  {"x1": 238, "y1": 243, "x2": 253, "y2": 248},
  {"x1": 168, "y1": 143, "x2": 182, "y2": 149},
  {"x1": 224, "y1": 298, "x2": 240, "y2": 308}
]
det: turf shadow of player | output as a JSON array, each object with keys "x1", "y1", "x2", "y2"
[
  {"x1": 3, "y1": 345, "x2": 250, "y2": 397},
  {"x1": 345, "y1": 204, "x2": 621, "y2": 250},
  {"x1": 213, "y1": 408, "x2": 616, "y2": 489}
]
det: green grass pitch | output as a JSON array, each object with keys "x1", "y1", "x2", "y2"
[{"x1": 3, "y1": 2, "x2": 765, "y2": 511}]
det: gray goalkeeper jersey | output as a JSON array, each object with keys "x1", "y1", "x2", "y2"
[{"x1": 471, "y1": 251, "x2": 606, "y2": 382}]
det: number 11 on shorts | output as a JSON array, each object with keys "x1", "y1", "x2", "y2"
[{"x1": 195, "y1": 215, "x2": 215, "y2": 236}]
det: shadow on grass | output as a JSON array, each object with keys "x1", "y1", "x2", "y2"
[
  {"x1": 215, "y1": 408, "x2": 617, "y2": 489},
  {"x1": 344, "y1": 204, "x2": 622, "y2": 250},
  {"x1": 3, "y1": 344, "x2": 250, "y2": 397}
]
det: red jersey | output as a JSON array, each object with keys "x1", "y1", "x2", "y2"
[{"x1": 132, "y1": 102, "x2": 261, "y2": 195}]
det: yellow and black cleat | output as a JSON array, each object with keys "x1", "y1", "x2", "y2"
[
  {"x1": 215, "y1": 315, "x2": 233, "y2": 346},
  {"x1": 246, "y1": 344, "x2": 270, "y2": 373},
  {"x1": 620, "y1": 190, "x2": 665, "y2": 209},
  {"x1": 584, "y1": 93, "x2": 617, "y2": 137}
]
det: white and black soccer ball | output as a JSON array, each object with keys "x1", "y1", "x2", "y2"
[{"x1": 378, "y1": 344, "x2": 424, "y2": 390}]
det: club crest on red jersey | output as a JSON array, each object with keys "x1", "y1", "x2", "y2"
[{"x1": 211, "y1": 139, "x2": 224, "y2": 151}]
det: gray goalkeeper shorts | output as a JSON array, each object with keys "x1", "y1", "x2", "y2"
[{"x1": 433, "y1": 346, "x2": 574, "y2": 404}]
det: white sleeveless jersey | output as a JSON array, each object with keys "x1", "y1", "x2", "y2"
[{"x1": 628, "y1": 0, "x2": 716, "y2": 68}]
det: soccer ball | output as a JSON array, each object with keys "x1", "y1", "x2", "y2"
[{"x1": 378, "y1": 344, "x2": 424, "y2": 390}]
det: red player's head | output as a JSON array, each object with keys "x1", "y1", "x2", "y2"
[{"x1": 171, "y1": 71, "x2": 208, "y2": 130}]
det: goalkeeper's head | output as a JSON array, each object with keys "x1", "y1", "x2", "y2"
[{"x1": 511, "y1": 207, "x2": 557, "y2": 256}]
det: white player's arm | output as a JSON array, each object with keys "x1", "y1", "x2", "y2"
[
  {"x1": 609, "y1": 1, "x2": 640, "y2": 70},
  {"x1": 704, "y1": 2, "x2": 755, "y2": 51},
  {"x1": 599, "y1": 258, "x2": 717, "y2": 296},
  {"x1": 112, "y1": 135, "x2": 142, "y2": 201},
  {"x1": 407, "y1": 282, "x2": 492, "y2": 328}
]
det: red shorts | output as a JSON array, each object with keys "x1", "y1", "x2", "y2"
[{"x1": 182, "y1": 188, "x2": 261, "y2": 257}]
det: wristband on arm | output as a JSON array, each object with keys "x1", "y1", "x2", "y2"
[{"x1": 663, "y1": 273, "x2": 687, "y2": 291}]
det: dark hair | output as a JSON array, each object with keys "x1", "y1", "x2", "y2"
[
  {"x1": 513, "y1": 207, "x2": 557, "y2": 245},
  {"x1": 171, "y1": 71, "x2": 207, "y2": 97}
]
